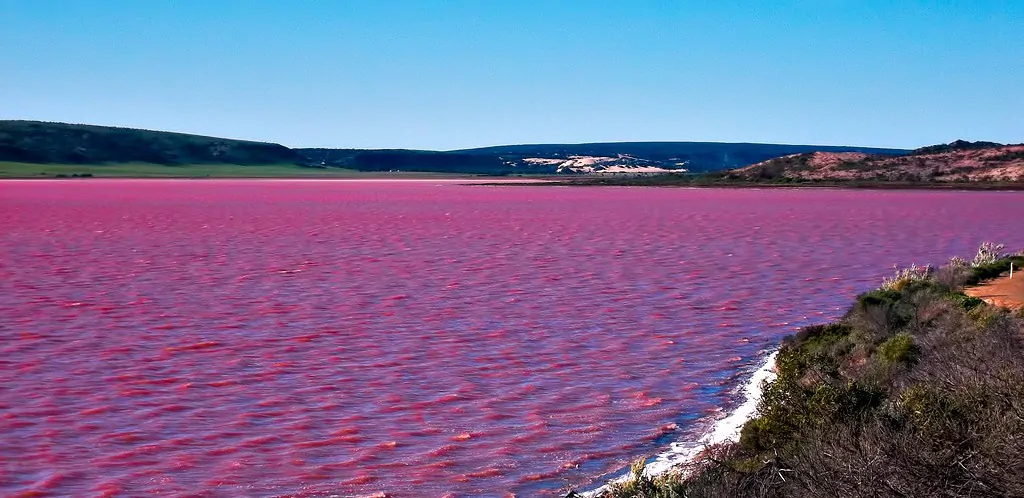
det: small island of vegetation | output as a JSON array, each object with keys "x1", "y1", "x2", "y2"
[{"x1": 579, "y1": 244, "x2": 1024, "y2": 498}]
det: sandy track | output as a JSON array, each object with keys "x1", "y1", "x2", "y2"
[{"x1": 966, "y1": 272, "x2": 1024, "y2": 309}]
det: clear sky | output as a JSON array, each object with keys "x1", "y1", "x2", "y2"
[{"x1": 1, "y1": 1, "x2": 1021, "y2": 150}]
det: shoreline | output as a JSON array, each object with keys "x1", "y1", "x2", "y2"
[
  {"x1": 580, "y1": 350, "x2": 779, "y2": 497},
  {"x1": 584, "y1": 248, "x2": 1024, "y2": 497}
]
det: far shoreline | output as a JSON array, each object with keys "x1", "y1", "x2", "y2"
[{"x1": 5, "y1": 176, "x2": 1024, "y2": 190}]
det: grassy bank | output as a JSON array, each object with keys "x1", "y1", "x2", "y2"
[
  {"x1": 0, "y1": 161, "x2": 475, "y2": 179},
  {"x1": 581, "y1": 245, "x2": 1024, "y2": 498}
]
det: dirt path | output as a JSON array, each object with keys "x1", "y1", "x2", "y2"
[{"x1": 965, "y1": 273, "x2": 1024, "y2": 309}]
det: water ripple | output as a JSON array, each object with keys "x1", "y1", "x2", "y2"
[{"x1": 2, "y1": 181, "x2": 1023, "y2": 497}]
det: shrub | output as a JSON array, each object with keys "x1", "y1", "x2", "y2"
[
  {"x1": 897, "y1": 384, "x2": 953, "y2": 430},
  {"x1": 948, "y1": 292, "x2": 985, "y2": 311},
  {"x1": 856, "y1": 288, "x2": 901, "y2": 308},
  {"x1": 971, "y1": 242, "x2": 1005, "y2": 267},
  {"x1": 967, "y1": 255, "x2": 1024, "y2": 285},
  {"x1": 789, "y1": 323, "x2": 853, "y2": 349},
  {"x1": 878, "y1": 333, "x2": 918, "y2": 366},
  {"x1": 933, "y1": 259, "x2": 971, "y2": 290},
  {"x1": 880, "y1": 264, "x2": 931, "y2": 292},
  {"x1": 599, "y1": 459, "x2": 687, "y2": 498},
  {"x1": 851, "y1": 287, "x2": 917, "y2": 338}
]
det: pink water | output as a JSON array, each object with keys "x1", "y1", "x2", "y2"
[{"x1": 2, "y1": 180, "x2": 1023, "y2": 497}]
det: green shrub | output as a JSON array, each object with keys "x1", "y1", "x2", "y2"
[
  {"x1": 852, "y1": 286, "x2": 919, "y2": 335},
  {"x1": 857, "y1": 288, "x2": 901, "y2": 308},
  {"x1": 948, "y1": 292, "x2": 985, "y2": 311},
  {"x1": 739, "y1": 415, "x2": 782, "y2": 453},
  {"x1": 740, "y1": 331, "x2": 885, "y2": 454},
  {"x1": 967, "y1": 255, "x2": 1024, "y2": 285},
  {"x1": 878, "y1": 333, "x2": 919, "y2": 366},
  {"x1": 898, "y1": 385, "x2": 963, "y2": 435},
  {"x1": 791, "y1": 323, "x2": 852, "y2": 346}
]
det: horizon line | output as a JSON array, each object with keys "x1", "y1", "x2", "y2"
[{"x1": 1, "y1": 118, "x2": 996, "y2": 153}]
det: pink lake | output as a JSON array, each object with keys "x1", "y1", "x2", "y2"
[{"x1": 2, "y1": 180, "x2": 1023, "y2": 497}]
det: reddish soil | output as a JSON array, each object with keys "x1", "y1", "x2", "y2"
[{"x1": 966, "y1": 272, "x2": 1024, "y2": 309}]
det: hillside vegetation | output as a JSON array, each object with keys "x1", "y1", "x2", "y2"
[
  {"x1": 296, "y1": 148, "x2": 522, "y2": 174},
  {"x1": 580, "y1": 244, "x2": 1024, "y2": 498},
  {"x1": 0, "y1": 121, "x2": 307, "y2": 166},
  {"x1": 0, "y1": 161, "x2": 371, "y2": 179},
  {"x1": 727, "y1": 140, "x2": 1024, "y2": 183}
]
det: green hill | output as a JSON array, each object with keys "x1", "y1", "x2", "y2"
[
  {"x1": 297, "y1": 148, "x2": 544, "y2": 175},
  {"x1": 0, "y1": 121, "x2": 307, "y2": 166}
]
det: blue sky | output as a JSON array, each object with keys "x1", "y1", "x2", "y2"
[{"x1": 1, "y1": 1, "x2": 1021, "y2": 150}]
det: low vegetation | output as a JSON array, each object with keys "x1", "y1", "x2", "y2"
[
  {"x1": 579, "y1": 244, "x2": 1024, "y2": 498},
  {"x1": 297, "y1": 148, "x2": 525, "y2": 175},
  {"x1": 0, "y1": 120, "x2": 306, "y2": 166}
]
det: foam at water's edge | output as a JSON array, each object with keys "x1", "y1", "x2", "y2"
[{"x1": 582, "y1": 350, "x2": 779, "y2": 497}]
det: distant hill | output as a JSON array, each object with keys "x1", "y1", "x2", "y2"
[
  {"x1": 0, "y1": 121, "x2": 307, "y2": 166},
  {"x1": 727, "y1": 141, "x2": 1024, "y2": 183},
  {"x1": 296, "y1": 148, "x2": 523, "y2": 175},
  {"x1": 299, "y1": 142, "x2": 908, "y2": 175},
  {"x1": 1, "y1": 120, "x2": 915, "y2": 176},
  {"x1": 910, "y1": 139, "x2": 1005, "y2": 156}
]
